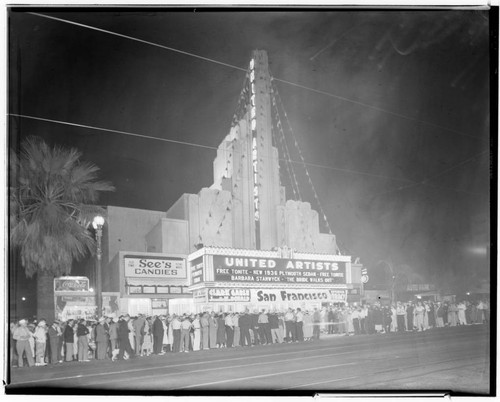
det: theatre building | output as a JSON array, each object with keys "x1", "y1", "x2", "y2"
[{"x1": 101, "y1": 50, "x2": 362, "y2": 315}]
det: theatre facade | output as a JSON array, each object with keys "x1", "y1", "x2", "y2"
[
  {"x1": 188, "y1": 246, "x2": 353, "y2": 313},
  {"x1": 100, "y1": 50, "x2": 363, "y2": 316}
]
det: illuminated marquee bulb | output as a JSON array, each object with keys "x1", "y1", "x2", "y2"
[
  {"x1": 250, "y1": 59, "x2": 254, "y2": 70},
  {"x1": 250, "y1": 71, "x2": 255, "y2": 82},
  {"x1": 251, "y1": 95, "x2": 255, "y2": 106},
  {"x1": 251, "y1": 119, "x2": 256, "y2": 131},
  {"x1": 251, "y1": 106, "x2": 256, "y2": 118}
]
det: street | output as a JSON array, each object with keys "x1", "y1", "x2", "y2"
[{"x1": 7, "y1": 324, "x2": 490, "y2": 395}]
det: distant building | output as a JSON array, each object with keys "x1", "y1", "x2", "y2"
[{"x1": 101, "y1": 50, "x2": 361, "y2": 315}]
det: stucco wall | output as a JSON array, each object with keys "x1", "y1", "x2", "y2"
[
  {"x1": 190, "y1": 188, "x2": 233, "y2": 250},
  {"x1": 106, "y1": 206, "x2": 166, "y2": 263},
  {"x1": 103, "y1": 252, "x2": 120, "y2": 293},
  {"x1": 145, "y1": 220, "x2": 162, "y2": 253},
  {"x1": 161, "y1": 218, "x2": 190, "y2": 254},
  {"x1": 280, "y1": 200, "x2": 337, "y2": 254}
]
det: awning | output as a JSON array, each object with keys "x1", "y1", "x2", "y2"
[{"x1": 125, "y1": 278, "x2": 187, "y2": 286}]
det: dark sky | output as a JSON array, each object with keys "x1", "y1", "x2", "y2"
[{"x1": 9, "y1": 8, "x2": 492, "y2": 298}]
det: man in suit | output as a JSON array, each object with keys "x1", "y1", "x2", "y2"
[
  {"x1": 133, "y1": 314, "x2": 146, "y2": 356},
  {"x1": 152, "y1": 315, "x2": 165, "y2": 354},
  {"x1": 116, "y1": 315, "x2": 135, "y2": 361},
  {"x1": 239, "y1": 310, "x2": 252, "y2": 347},
  {"x1": 200, "y1": 313, "x2": 210, "y2": 350},
  {"x1": 95, "y1": 317, "x2": 109, "y2": 360}
]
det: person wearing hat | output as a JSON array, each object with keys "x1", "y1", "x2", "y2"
[
  {"x1": 200, "y1": 312, "x2": 209, "y2": 350},
  {"x1": 171, "y1": 314, "x2": 182, "y2": 353},
  {"x1": 76, "y1": 319, "x2": 90, "y2": 362},
  {"x1": 95, "y1": 317, "x2": 109, "y2": 360},
  {"x1": 396, "y1": 302, "x2": 407, "y2": 332},
  {"x1": 48, "y1": 320, "x2": 63, "y2": 364},
  {"x1": 192, "y1": 314, "x2": 201, "y2": 352},
  {"x1": 180, "y1": 315, "x2": 193, "y2": 353},
  {"x1": 34, "y1": 319, "x2": 48, "y2": 366},
  {"x1": 13, "y1": 319, "x2": 35, "y2": 367},
  {"x1": 152, "y1": 315, "x2": 164, "y2": 355},
  {"x1": 133, "y1": 314, "x2": 146, "y2": 357},
  {"x1": 208, "y1": 311, "x2": 218, "y2": 349},
  {"x1": 116, "y1": 314, "x2": 135, "y2": 361}
]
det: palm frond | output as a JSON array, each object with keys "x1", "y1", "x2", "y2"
[{"x1": 10, "y1": 136, "x2": 114, "y2": 278}]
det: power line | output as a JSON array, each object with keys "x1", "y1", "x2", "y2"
[
  {"x1": 271, "y1": 77, "x2": 481, "y2": 140},
  {"x1": 9, "y1": 113, "x2": 218, "y2": 151},
  {"x1": 11, "y1": 113, "x2": 483, "y2": 198},
  {"x1": 28, "y1": 12, "x2": 482, "y2": 142},
  {"x1": 28, "y1": 12, "x2": 247, "y2": 73},
  {"x1": 370, "y1": 149, "x2": 490, "y2": 198}
]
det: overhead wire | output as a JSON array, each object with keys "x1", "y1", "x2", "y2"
[
  {"x1": 20, "y1": 11, "x2": 489, "y2": 261},
  {"x1": 370, "y1": 149, "x2": 490, "y2": 198},
  {"x1": 28, "y1": 11, "x2": 482, "y2": 142},
  {"x1": 10, "y1": 113, "x2": 420, "y2": 186},
  {"x1": 272, "y1": 80, "x2": 334, "y2": 236},
  {"x1": 12, "y1": 13, "x2": 489, "y2": 201}
]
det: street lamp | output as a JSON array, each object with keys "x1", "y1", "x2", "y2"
[{"x1": 92, "y1": 215, "x2": 105, "y2": 318}]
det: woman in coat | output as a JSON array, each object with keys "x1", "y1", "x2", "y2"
[
  {"x1": 162, "y1": 317, "x2": 170, "y2": 353},
  {"x1": 208, "y1": 312, "x2": 218, "y2": 349},
  {"x1": 303, "y1": 311, "x2": 313, "y2": 340},
  {"x1": 128, "y1": 317, "x2": 136, "y2": 353},
  {"x1": 167, "y1": 315, "x2": 174, "y2": 352}
]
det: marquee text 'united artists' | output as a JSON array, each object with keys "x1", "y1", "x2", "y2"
[{"x1": 224, "y1": 257, "x2": 341, "y2": 271}]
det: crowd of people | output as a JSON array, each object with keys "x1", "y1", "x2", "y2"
[{"x1": 10, "y1": 299, "x2": 489, "y2": 368}]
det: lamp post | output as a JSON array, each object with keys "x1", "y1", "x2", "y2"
[{"x1": 92, "y1": 215, "x2": 105, "y2": 318}]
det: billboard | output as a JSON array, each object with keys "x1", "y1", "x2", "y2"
[
  {"x1": 212, "y1": 256, "x2": 347, "y2": 285},
  {"x1": 54, "y1": 276, "x2": 90, "y2": 292},
  {"x1": 124, "y1": 255, "x2": 187, "y2": 279}
]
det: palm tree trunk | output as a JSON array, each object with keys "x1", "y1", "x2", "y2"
[{"x1": 37, "y1": 271, "x2": 55, "y2": 322}]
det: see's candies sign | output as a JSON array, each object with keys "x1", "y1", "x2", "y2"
[{"x1": 124, "y1": 255, "x2": 187, "y2": 279}]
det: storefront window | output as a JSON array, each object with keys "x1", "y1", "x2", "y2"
[{"x1": 127, "y1": 298, "x2": 151, "y2": 316}]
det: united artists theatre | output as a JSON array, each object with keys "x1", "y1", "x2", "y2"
[{"x1": 86, "y1": 50, "x2": 363, "y2": 317}]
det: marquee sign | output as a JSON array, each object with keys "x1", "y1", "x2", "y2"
[
  {"x1": 124, "y1": 255, "x2": 186, "y2": 279},
  {"x1": 207, "y1": 288, "x2": 251, "y2": 302},
  {"x1": 250, "y1": 289, "x2": 347, "y2": 303},
  {"x1": 249, "y1": 55, "x2": 260, "y2": 249},
  {"x1": 54, "y1": 277, "x2": 90, "y2": 292},
  {"x1": 213, "y1": 256, "x2": 346, "y2": 285}
]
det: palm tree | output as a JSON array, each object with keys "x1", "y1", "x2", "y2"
[{"x1": 10, "y1": 136, "x2": 115, "y2": 321}]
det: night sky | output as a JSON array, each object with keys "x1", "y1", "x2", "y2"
[{"x1": 8, "y1": 8, "x2": 493, "y2": 312}]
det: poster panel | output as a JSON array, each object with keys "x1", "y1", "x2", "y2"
[
  {"x1": 207, "y1": 288, "x2": 251, "y2": 302},
  {"x1": 55, "y1": 295, "x2": 96, "y2": 321},
  {"x1": 102, "y1": 292, "x2": 121, "y2": 318}
]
